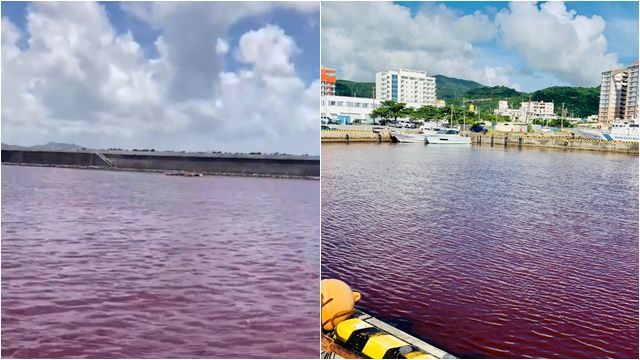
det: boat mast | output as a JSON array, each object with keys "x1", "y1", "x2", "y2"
[
  {"x1": 450, "y1": 105, "x2": 453, "y2": 129},
  {"x1": 463, "y1": 107, "x2": 466, "y2": 131}
]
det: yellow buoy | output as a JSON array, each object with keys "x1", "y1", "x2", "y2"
[{"x1": 321, "y1": 279, "x2": 361, "y2": 331}]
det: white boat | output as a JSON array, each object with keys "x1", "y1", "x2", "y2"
[
  {"x1": 606, "y1": 121, "x2": 639, "y2": 142},
  {"x1": 577, "y1": 121, "x2": 639, "y2": 142},
  {"x1": 425, "y1": 129, "x2": 471, "y2": 144},
  {"x1": 391, "y1": 130, "x2": 426, "y2": 143}
]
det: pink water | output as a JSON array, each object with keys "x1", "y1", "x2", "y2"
[
  {"x1": 2, "y1": 166, "x2": 319, "y2": 358},
  {"x1": 322, "y1": 144, "x2": 638, "y2": 359}
]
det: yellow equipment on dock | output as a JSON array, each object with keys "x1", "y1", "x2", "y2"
[
  {"x1": 322, "y1": 279, "x2": 361, "y2": 331},
  {"x1": 335, "y1": 318, "x2": 435, "y2": 359},
  {"x1": 321, "y1": 278, "x2": 455, "y2": 359}
]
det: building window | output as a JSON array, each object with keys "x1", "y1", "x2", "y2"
[{"x1": 391, "y1": 74, "x2": 398, "y2": 100}]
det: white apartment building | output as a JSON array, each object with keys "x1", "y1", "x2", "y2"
[
  {"x1": 599, "y1": 61, "x2": 639, "y2": 126},
  {"x1": 520, "y1": 101, "x2": 556, "y2": 123},
  {"x1": 321, "y1": 95, "x2": 378, "y2": 124},
  {"x1": 494, "y1": 100, "x2": 524, "y2": 121},
  {"x1": 375, "y1": 69, "x2": 436, "y2": 108}
]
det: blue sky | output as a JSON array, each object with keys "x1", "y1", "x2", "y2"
[
  {"x1": 1, "y1": 2, "x2": 320, "y2": 154},
  {"x1": 398, "y1": 1, "x2": 638, "y2": 65},
  {"x1": 1, "y1": 1, "x2": 319, "y2": 85},
  {"x1": 324, "y1": 1, "x2": 639, "y2": 92}
]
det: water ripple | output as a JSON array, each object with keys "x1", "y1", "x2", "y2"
[
  {"x1": 322, "y1": 144, "x2": 638, "y2": 359},
  {"x1": 2, "y1": 166, "x2": 319, "y2": 358}
]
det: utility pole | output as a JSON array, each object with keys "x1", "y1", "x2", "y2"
[{"x1": 561, "y1": 103, "x2": 566, "y2": 129}]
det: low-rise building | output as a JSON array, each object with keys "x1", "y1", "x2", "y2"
[
  {"x1": 494, "y1": 101, "x2": 524, "y2": 121},
  {"x1": 520, "y1": 101, "x2": 556, "y2": 123},
  {"x1": 321, "y1": 95, "x2": 377, "y2": 124},
  {"x1": 321, "y1": 67, "x2": 336, "y2": 96},
  {"x1": 495, "y1": 122, "x2": 529, "y2": 133}
]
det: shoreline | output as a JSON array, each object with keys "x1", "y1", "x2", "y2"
[
  {"x1": 1, "y1": 149, "x2": 320, "y2": 179},
  {"x1": 1, "y1": 162, "x2": 321, "y2": 180},
  {"x1": 321, "y1": 129, "x2": 639, "y2": 154}
]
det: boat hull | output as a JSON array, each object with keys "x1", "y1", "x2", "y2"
[
  {"x1": 425, "y1": 135, "x2": 471, "y2": 144},
  {"x1": 392, "y1": 132, "x2": 426, "y2": 143}
]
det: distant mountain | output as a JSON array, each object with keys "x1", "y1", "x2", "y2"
[
  {"x1": 434, "y1": 75, "x2": 484, "y2": 99},
  {"x1": 335, "y1": 75, "x2": 484, "y2": 99},
  {"x1": 2, "y1": 142, "x2": 89, "y2": 151},
  {"x1": 464, "y1": 86, "x2": 523, "y2": 99},
  {"x1": 335, "y1": 80, "x2": 375, "y2": 98},
  {"x1": 333, "y1": 75, "x2": 600, "y2": 117},
  {"x1": 451, "y1": 85, "x2": 600, "y2": 117},
  {"x1": 530, "y1": 86, "x2": 600, "y2": 118}
]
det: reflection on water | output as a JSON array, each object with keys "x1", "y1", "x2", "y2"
[
  {"x1": 322, "y1": 143, "x2": 638, "y2": 358},
  {"x1": 2, "y1": 166, "x2": 319, "y2": 358}
]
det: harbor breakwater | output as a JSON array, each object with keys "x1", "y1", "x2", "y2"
[
  {"x1": 321, "y1": 129, "x2": 639, "y2": 154},
  {"x1": 1, "y1": 149, "x2": 320, "y2": 178}
]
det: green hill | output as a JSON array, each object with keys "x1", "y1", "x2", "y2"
[
  {"x1": 334, "y1": 76, "x2": 600, "y2": 118},
  {"x1": 335, "y1": 75, "x2": 484, "y2": 99},
  {"x1": 434, "y1": 75, "x2": 484, "y2": 99},
  {"x1": 464, "y1": 86, "x2": 522, "y2": 99},
  {"x1": 531, "y1": 86, "x2": 600, "y2": 118},
  {"x1": 449, "y1": 86, "x2": 600, "y2": 117},
  {"x1": 335, "y1": 80, "x2": 375, "y2": 98}
]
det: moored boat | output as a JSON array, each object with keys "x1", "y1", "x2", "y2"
[
  {"x1": 425, "y1": 129, "x2": 471, "y2": 144},
  {"x1": 576, "y1": 121, "x2": 639, "y2": 142},
  {"x1": 391, "y1": 130, "x2": 426, "y2": 143}
]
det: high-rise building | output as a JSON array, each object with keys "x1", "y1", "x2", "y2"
[
  {"x1": 375, "y1": 69, "x2": 436, "y2": 108},
  {"x1": 598, "y1": 61, "x2": 639, "y2": 126},
  {"x1": 625, "y1": 61, "x2": 639, "y2": 121},
  {"x1": 321, "y1": 67, "x2": 336, "y2": 96}
]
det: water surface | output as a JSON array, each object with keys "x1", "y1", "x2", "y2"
[
  {"x1": 322, "y1": 143, "x2": 638, "y2": 358},
  {"x1": 2, "y1": 166, "x2": 319, "y2": 358}
]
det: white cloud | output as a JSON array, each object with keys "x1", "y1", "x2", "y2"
[
  {"x1": 495, "y1": 1, "x2": 620, "y2": 86},
  {"x1": 1, "y1": 2, "x2": 319, "y2": 155},
  {"x1": 321, "y1": 1, "x2": 512, "y2": 87},
  {"x1": 237, "y1": 25, "x2": 298, "y2": 75},
  {"x1": 215, "y1": 38, "x2": 229, "y2": 54}
]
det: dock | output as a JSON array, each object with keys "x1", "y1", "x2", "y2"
[
  {"x1": 321, "y1": 127, "x2": 639, "y2": 154},
  {"x1": 322, "y1": 310, "x2": 457, "y2": 359}
]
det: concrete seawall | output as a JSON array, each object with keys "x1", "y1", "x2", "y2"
[
  {"x1": 470, "y1": 133, "x2": 639, "y2": 154},
  {"x1": 2, "y1": 150, "x2": 320, "y2": 178},
  {"x1": 322, "y1": 129, "x2": 639, "y2": 154},
  {"x1": 321, "y1": 129, "x2": 392, "y2": 143}
]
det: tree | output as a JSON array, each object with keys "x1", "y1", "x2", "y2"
[
  {"x1": 370, "y1": 100, "x2": 411, "y2": 125},
  {"x1": 410, "y1": 105, "x2": 444, "y2": 122},
  {"x1": 370, "y1": 106, "x2": 391, "y2": 124}
]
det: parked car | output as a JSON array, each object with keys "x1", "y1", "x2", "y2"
[
  {"x1": 321, "y1": 125, "x2": 337, "y2": 130},
  {"x1": 470, "y1": 124, "x2": 488, "y2": 134}
]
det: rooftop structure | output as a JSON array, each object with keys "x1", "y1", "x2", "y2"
[{"x1": 321, "y1": 67, "x2": 336, "y2": 96}]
